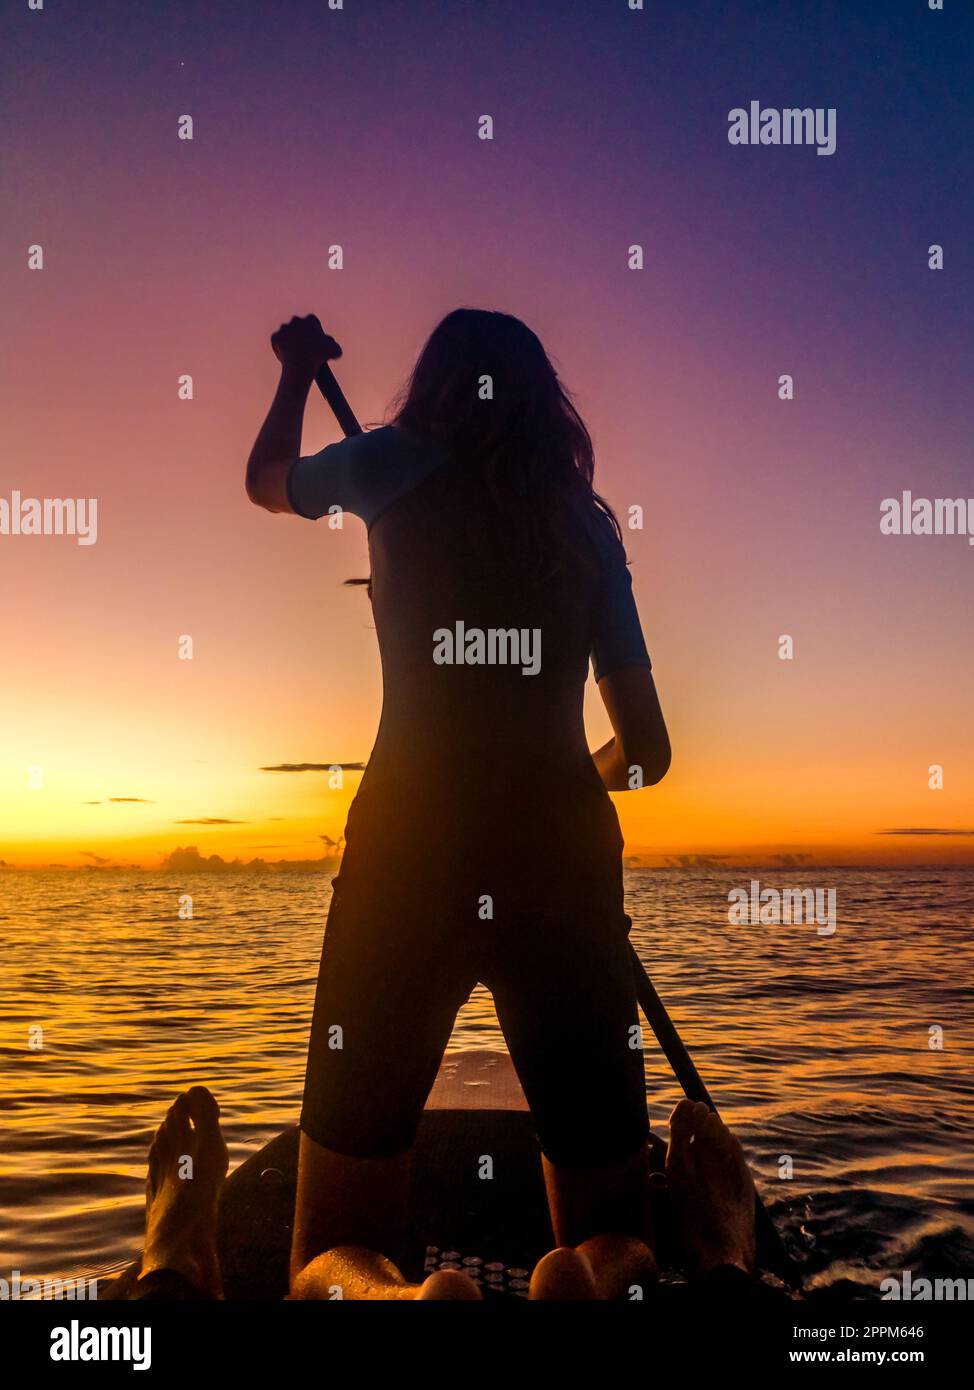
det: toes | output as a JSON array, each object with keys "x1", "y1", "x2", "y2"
[
  {"x1": 687, "y1": 1100, "x2": 712, "y2": 1134},
  {"x1": 146, "y1": 1093, "x2": 193, "y2": 1199},
  {"x1": 186, "y1": 1087, "x2": 229, "y2": 1179},
  {"x1": 146, "y1": 1133, "x2": 162, "y2": 1195},
  {"x1": 185, "y1": 1085, "x2": 221, "y2": 1138},
  {"x1": 668, "y1": 1097, "x2": 709, "y2": 1152},
  {"x1": 692, "y1": 1106, "x2": 742, "y2": 1162},
  {"x1": 696, "y1": 1107, "x2": 725, "y2": 1144},
  {"x1": 167, "y1": 1093, "x2": 193, "y2": 1147},
  {"x1": 154, "y1": 1093, "x2": 191, "y2": 1154},
  {"x1": 529, "y1": 1247, "x2": 597, "y2": 1300},
  {"x1": 667, "y1": 1100, "x2": 716, "y2": 1179},
  {"x1": 719, "y1": 1127, "x2": 754, "y2": 1186},
  {"x1": 417, "y1": 1270, "x2": 483, "y2": 1301},
  {"x1": 168, "y1": 1092, "x2": 192, "y2": 1123},
  {"x1": 667, "y1": 1097, "x2": 697, "y2": 1144},
  {"x1": 576, "y1": 1234, "x2": 659, "y2": 1299}
]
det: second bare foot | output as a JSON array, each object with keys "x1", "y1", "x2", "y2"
[{"x1": 665, "y1": 1098, "x2": 757, "y2": 1278}]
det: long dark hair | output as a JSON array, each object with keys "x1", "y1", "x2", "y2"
[{"x1": 392, "y1": 308, "x2": 621, "y2": 579}]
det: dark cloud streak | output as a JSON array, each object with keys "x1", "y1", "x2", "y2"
[
  {"x1": 173, "y1": 818, "x2": 248, "y2": 825},
  {"x1": 876, "y1": 828, "x2": 974, "y2": 837},
  {"x1": 260, "y1": 762, "x2": 365, "y2": 773}
]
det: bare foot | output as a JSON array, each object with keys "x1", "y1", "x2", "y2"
[
  {"x1": 290, "y1": 1247, "x2": 482, "y2": 1300},
  {"x1": 529, "y1": 1247, "x2": 597, "y2": 1300},
  {"x1": 140, "y1": 1085, "x2": 229, "y2": 1297},
  {"x1": 665, "y1": 1099, "x2": 757, "y2": 1278},
  {"x1": 576, "y1": 1233, "x2": 658, "y2": 1300}
]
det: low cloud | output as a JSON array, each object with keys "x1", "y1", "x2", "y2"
[
  {"x1": 173, "y1": 817, "x2": 248, "y2": 825},
  {"x1": 664, "y1": 853, "x2": 732, "y2": 870},
  {"x1": 260, "y1": 762, "x2": 366, "y2": 773},
  {"x1": 161, "y1": 846, "x2": 239, "y2": 873},
  {"x1": 81, "y1": 851, "x2": 111, "y2": 865},
  {"x1": 876, "y1": 827, "x2": 974, "y2": 837},
  {"x1": 159, "y1": 844, "x2": 338, "y2": 874},
  {"x1": 108, "y1": 796, "x2": 154, "y2": 803}
]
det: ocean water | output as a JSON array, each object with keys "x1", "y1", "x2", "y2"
[{"x1": 1, "y1": 866, "x2": 972, "y2": 1296}]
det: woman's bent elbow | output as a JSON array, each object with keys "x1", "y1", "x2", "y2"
[
  {"x1": 627, "y1": 743, "x2": 671, "y2": 787},
  {"x1": 246, "y1": 462, "x2": 291, "y2": 513}
]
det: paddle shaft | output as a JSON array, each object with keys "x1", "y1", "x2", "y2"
[
  {"x1": 313, "y1": 355, "x2": 801, "y2": 1291},
  {"x1": 629, "y1": 944, "x2": 802, "y2": 1290},
  {"x1": 315, "y1": 361, "x2": 363, "y2": 437}
]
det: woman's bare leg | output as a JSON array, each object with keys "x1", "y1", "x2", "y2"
[
  {"x1": 542, "y1": 1142, "x2": 653, "y2": 1248},
  {"x1": 530, "y1": 1144, "x2": 658, "y2": 1300}
]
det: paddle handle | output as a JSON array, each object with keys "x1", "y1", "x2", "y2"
[{"x1": 629, "y1": 945, "x2": 803, "y2": 1291}]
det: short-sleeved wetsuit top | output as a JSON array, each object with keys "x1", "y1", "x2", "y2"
[
  {"x1": 288, "y1": 426, "x2": 650, "y2": 793},
  {"x1": 289, "y1": 426, "x2": 654, "y2": 1169}
]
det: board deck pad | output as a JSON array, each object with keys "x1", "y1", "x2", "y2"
[{"x1": 425, "y1": 1048, "x2": 530, "y2": 1111}]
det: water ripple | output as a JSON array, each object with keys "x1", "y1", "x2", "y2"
[{"x1": 1, "y1": 865, "x2": 972, "y2": 1290}]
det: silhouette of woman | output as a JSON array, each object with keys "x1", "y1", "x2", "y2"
[{"x1": 247, "y1": 309, "x2": 670, "y2": 1299}]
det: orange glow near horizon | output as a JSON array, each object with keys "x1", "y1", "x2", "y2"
[{"x1": 3, "y1": 696, "x2": 973, "y2": 869}]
